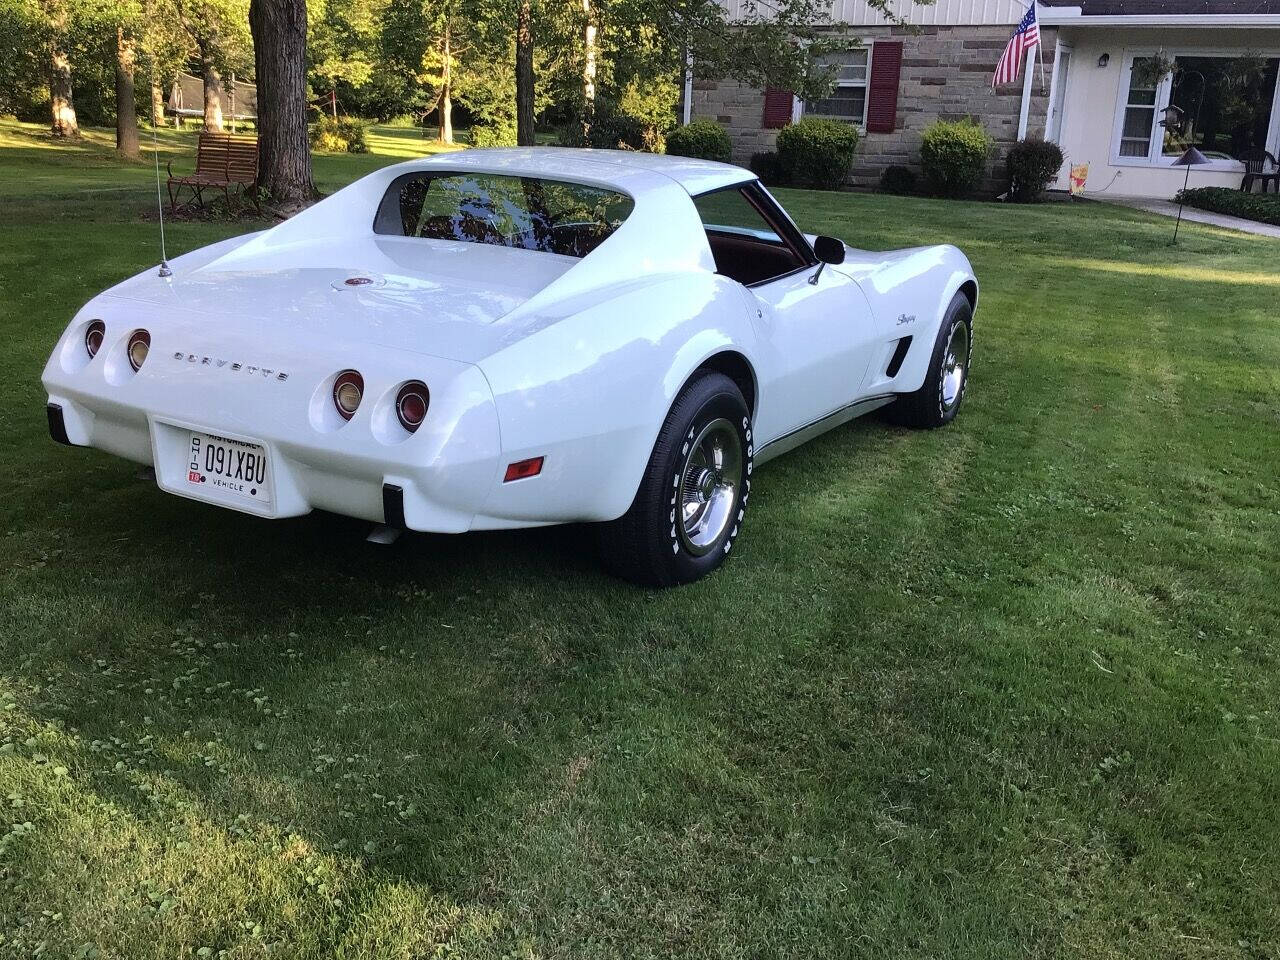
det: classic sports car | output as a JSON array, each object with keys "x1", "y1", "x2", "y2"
[{"x1": 42, "y1": 148, "x2": 976, "y2": 586}]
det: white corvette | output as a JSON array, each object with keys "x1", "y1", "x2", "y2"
[{"x1": 42, "y1": 148, "x2": 977, "y2": 585}]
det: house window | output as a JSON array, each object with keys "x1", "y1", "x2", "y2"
[
  {"x1": 1160, "y1": 56, "x2": 1280, "y2": 160},
  {"x1": 1120, "y1": 57, "x2": 1160, "y2": 157},
  {"x1": 806, "y1": 49, "x2": 870, "y2": 125},
  {"x1": 1116, "y1": 52, "x2": 1280, "y2": 165}
]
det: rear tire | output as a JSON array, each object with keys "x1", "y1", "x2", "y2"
[
  {"x1": 888, "y1": 292, "x2": 973, "y2": 429},
  {"x1": 599, "y1": 372, "x2": 752, "y2": 587}
]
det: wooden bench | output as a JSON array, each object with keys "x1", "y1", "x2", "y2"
[{"x1": 167, "y1": 132, "x2": 260, "y2": 211}]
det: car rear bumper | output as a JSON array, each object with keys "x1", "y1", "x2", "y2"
[{"x1": 44, "y1": 365, "x2": 505, "y2": 534}]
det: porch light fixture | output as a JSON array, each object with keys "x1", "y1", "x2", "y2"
[
  {"x1": 1171, "y1": 146, "x2": 1211, "y2": 244},
  {"x1": 1097, "y1": 53, "x2": 1109, "y2": 68}
]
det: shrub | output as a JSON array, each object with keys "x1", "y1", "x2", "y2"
[
  {"x1": 559, "y1": 110, "x2": 657, "y2": 151},
  {"x1": 1175, "y1": 186, "x2": 1280, "y2": 226},
  {"x1": 775, "y1": 117, "x2": 859, "y2": 190},
  {"x1": 880, "y1": 165, "x2": 917, "y2": 195},
  {"x1": 666, "y1": 118, "x2": 732, "y2": 163},
  {"x1": 470, "y1": 119, "x2": 517, "y2": 148},
  {"x1": 309, "y1": 116, "x2": 368, "y2": 154},
  {"x1": 919, "y1": 119, "x2": 992, "y2": 198},
  {"x1": 1006, "y1": 138, "x2": 1064, "y2": 202},
  {"x1": 750, "y1": 151, "x2": 788, "y2": 186}
]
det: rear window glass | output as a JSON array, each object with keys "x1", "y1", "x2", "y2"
[{"x1": 374, "y1": 172, "x2": 633, "y2": 258}]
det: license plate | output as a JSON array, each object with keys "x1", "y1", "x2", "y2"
[{"x1": 185, "y1": 431, "x2": 272, "y2": 505}]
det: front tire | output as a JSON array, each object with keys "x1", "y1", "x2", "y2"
[
  {"x1": 599, "y1": 372, "x2": 752, "y2": 587},
  {"x1": 889, "y1": 292, "x2": 973, "y2": 429}
]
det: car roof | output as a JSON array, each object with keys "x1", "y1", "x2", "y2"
[{"x1": 402, "y1": 147, "x2": 756, "y2": 197}]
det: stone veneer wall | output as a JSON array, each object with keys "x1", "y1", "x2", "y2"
[{"x1": 691, "y1": 24, "x2": 1056, "y2": 195}]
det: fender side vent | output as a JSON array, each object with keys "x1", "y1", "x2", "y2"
[
  {"x1": 382, "y1": 483, "x2": 406, "y2": 529},
  {"x1": 47, "y1": 403, "x2": 73, "y2": 446},
  {"x1": 886, "y1": 336, "x2": 913, "y2": 379}
]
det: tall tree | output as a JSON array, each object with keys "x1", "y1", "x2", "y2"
[
  {"x1": 45, "y1": 0, "x2": 78, "y2": 135},
  {"x1": 114, "y1": 24, "x2": 139, "y2": 155},
  {"x1": 198, "y1": 41, "x2": 223, "y2": 128},
  {"x1": 249, "y1": 0, "x2": 316, "y2": 206},
  {"x1": 515, "y1": 0, "x2": 533, "y2": 144},
  {"x1": 434, "y1": 18, "x2": 452, "y2": 142},
  {"x1": 174, "y1": 0, "x2": 250, "y2": 130},
  {"x1": 138, "y1": 0, "x2": 190, "y2": 124},
  {"x1": 579, "y1": 0, "x2": 594, "y2": 130}
]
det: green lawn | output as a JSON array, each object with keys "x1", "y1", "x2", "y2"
[{"x1": 1, "y1": 119, "x2": 1278, "y2": 960}]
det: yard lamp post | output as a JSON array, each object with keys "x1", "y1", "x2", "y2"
[
  {"x1": 1170, "y1": 146, "x2": 1211, "y2": 243},
  {"x1": 1161, "y1": 68, "x2": 1209, "y2": 244}
]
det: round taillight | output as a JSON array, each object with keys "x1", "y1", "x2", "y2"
[
  {"x1": 127, "y1": 329, "x2": 150, "y2": 371},
  {"x1": 85, "y1": 320, "x2": 105, "y2": 358},
  {"x1": 333, "y1": 370, "x2": 363, "y2": 420},
  {"x1": 395, "y1": 381, "x2": 429, "y2": 433}
]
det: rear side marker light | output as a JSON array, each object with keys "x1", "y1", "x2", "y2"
[
  {"x1": 127, "y1": 329, "x2": 151, "y2": 371},
  {"x1": 504, "y1": 457, "x2": 544, "y2": 482},
  {"x1": 333, "y1": 370, "x2": 363, "y2": 420},
  {"x1": 395, "y1": 381, "x2": 429, "y2": 433},
  {"x1": 85, "y1": 320, "x2": 105, "y2": 358}
]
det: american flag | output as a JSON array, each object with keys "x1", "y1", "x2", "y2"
[{"x1": 992, "y1": 3, "x2": 1040, "y2": 88}]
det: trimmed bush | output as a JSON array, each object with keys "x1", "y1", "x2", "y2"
[
  {"x1": 749, "y1": 151, "x2": 788, "y2": 186},
  {"x1": 309, "y1": 116, "x2": 368, "y2": 154},
  {"x1": 775, "y1": 117, "x2": 859, "y2": 190},
  {"x1": 880, "y1": 165, "x2": 917, "y2": 195},
  {"x1": 559, "y1": 109, "x2": 658, "y2": 151},
  {"x1": 471, "y1": 119, "x2": 517, "y2": 148},
  {"x1": 919, "y1": 119, "x2": 992, "y2": 198},
  {"x1": 666, "y1": 119, "x2": 732, "y2": 163},
  {"x1": 1175, "y1": 186, "x2": 1280, "y2": 226},
  {"x1": 1006, "y1": 138, "x2": 1064, "y2": 202}
]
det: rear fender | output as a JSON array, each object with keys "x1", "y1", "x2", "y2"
[{"x1": 474, "y1": 272, "x2": 760, "y2": 526}]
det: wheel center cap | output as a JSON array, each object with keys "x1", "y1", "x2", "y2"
[{"x1": 698, "y1": 470, "x2": 717, "y2": 499}]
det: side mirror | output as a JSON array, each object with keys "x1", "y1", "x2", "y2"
[{"x1": 813, "y1": 235, "x2": 846, "y2": 265}]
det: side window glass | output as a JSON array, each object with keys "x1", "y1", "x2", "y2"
[
  {"x1": 693, "y1": 187, "x2": 807, "y2": 286},
  {"x1": 693, "y1": 188, "x2": 784, "y2": 244}
]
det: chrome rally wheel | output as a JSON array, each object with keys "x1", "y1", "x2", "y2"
[
  {"x1": 599, "y1": 371, "x2": 752, "y2": 587},
  {"x1": 940, "y1": 317, "x2": 969, "y2": 413},
  {"x1": 678, "y1": 417, "x2": 743, "y2": 556}
]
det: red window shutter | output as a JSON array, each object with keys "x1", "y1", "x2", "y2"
[
  {"x1": 762, "y1": 87, "x2": 794, "y2": 129},
  {"x1": 865, "y1": 41, "x2": 903, "y2": 133}
]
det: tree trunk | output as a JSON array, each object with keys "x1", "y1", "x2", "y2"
[
  {"x1": 151, "y1": 77, "x2": 166, "y2": 126},
  {"x1": 199, "y1": 46, "x2": 224, "y2": 131},
  {"x1": 516, "y1": 0, "x2": 535, "y2": 146},
  {"x1": 581, "y1": 0, "x2": 596, "y2": 138},
  {"x1": 249, "y1": 0, "x2": 316, "y2": 208},
  {"x1": 115, "y1": 27, "x2": 139, "y2": 159},
  {"x1": 49, "y1": 46, "x2": 78, "y2": 137},
  {"x1": 437, "y1": 22, "x2": 452, "y2": 144}
]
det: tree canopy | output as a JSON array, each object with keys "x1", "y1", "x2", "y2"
[{"x1": 5, "y1": 0, "x2": 903, "y2": 145}]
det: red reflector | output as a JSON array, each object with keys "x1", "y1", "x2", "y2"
[{"x1": 503, "y1": 457, "x2": 544, "y2": 482}]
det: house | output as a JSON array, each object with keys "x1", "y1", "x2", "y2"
[
  {"x1": 1040, "y1": 0, "x2": 1280, "y2": 196},
  {"x1": 687, "y1": 0, "x2": 1280, "y2": 198}
]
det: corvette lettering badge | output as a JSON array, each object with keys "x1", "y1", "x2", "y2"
[{"x1": 173, "y1": 351, "x2": 289, "y2": 381}]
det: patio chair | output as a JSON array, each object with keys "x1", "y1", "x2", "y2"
[{"x1": 1240, "y1": 148, "x2": 1280, "y2": 194}]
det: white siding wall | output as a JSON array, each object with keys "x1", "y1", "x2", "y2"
[
  {"x1": 722, "y1": 0, "x2": 1028, "y2": 26},
  {"x1": 1051, "y1": 26, "x2": 1280, "y2": 197}
]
